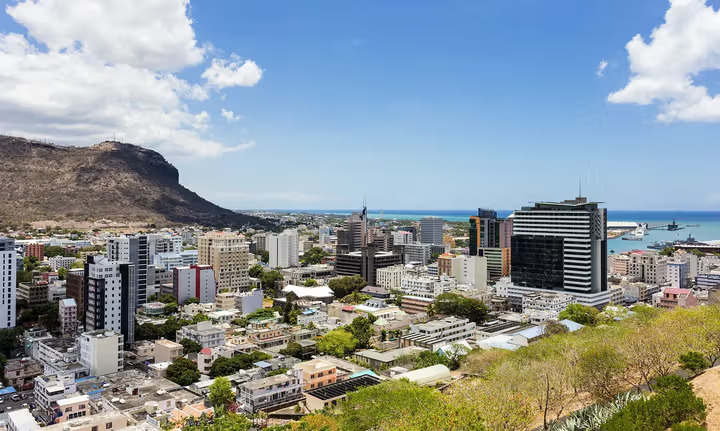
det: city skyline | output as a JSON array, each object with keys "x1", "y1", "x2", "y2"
[{"x1": 1, "y1": 0, "x2": 720, "y2": 211}]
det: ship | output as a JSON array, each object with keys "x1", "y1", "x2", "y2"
[
  {"x1": 648, "y1": 241, "x2": 669, "y2": 249},
  {"x1": 622, "y1": 235, "x2": 643, "y2": 241},
  {"x1": 668, "y1": 219, "x2": 682, "y2": 231}
]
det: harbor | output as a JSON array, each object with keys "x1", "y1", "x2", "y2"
[{"x1": 607, "y1": 217, "x2": 720, "y2": 254}]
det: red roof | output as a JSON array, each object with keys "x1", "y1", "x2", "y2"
[
  {"x1": 342, "y1": 306, "x2": 355, "y2": 312},
  {"x1": 665, "y1": 288, "x2": 691, "y2": 295},
  {"x1": 200, "y1": 348, "x2": 212, "y2": 355}
]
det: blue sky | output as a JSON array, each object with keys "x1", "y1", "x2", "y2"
[{"x1": 1, "y1": 0, "x2": 719, "y2": 211}]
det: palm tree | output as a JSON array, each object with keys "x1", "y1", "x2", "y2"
[{"x1": 426, "y1": 303, "x2": 436, "y2": 319}]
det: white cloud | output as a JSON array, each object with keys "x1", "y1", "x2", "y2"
[
  {"x1": 596, "y1": 60, "x2": 608, "y2": 77},
  {"x1": 202, "y1": 58, "x2": 263, "y2": 89},
  {"x1": 0, "y1": 0, "x2": 263, "y2": 158},
  {"x1": 221, "y1": 108, "x2": 241, "y2": 122},
  {"x1": 609, "y1": 0, "x2": 720, "y2": 122}
]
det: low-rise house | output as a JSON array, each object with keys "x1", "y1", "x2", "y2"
[
  {"x1": 352, "y1": 346, "x2": 428, "y2": 369},
  {"x1": 54, "y1": 394, "x2": 90, "y2": 423},
  {"x1": 236, "y1": 369, "x2": 304, "y2": 413},
  {"x1": 304, "y1": 374, "x2": 381, "y2": 411},
  {"x1": 5, "y1": 357, "x2": 43, "y2": 390},
  {"x1": 154, "y1": 339, "x2": 184, "y2": 363},
  {"x1": 34, "y1": 374, "x2": 78, "y2": 424},
  {"x1": 133, "y1": 341, "x2": 155, "y2": 360},
  {"x1": 293, "y1": 359, "x2": 337, "y2": 390},
  {"x1": 176, "y1": 321, "x2": 225, "y2": 348},
  {"x1": 477, "y1": 319, "x2": 584, "y2": 350},
  {"x1": 8, "y1": 409, "x2": 40, "y2": 431},
  {"x1": 197, "y1": 346, "x2": 235, "y2": 375},
  {"x1": 655, "y1": 287, "x2": 699, "y2": 309},
  {"x1": 399, "y1": 317, "x2": 476, "y2": 351},
  {"x1": 208, "y1": 309, "x2": 241, "y2": 324},
  {"x1": 400, "y1": 294, "x2": 434, "y2": 315},
  {"x1": 360, "y1": 285, "x2": 391, "y2": 299},
  {"x1": 247, "y1": 326, "x2": 289, "y2": 349}
]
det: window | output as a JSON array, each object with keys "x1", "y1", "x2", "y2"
[
  {"x1": 106, "y1": 422, "x2": 113, "y2": 429},
  {"x1": 92, "y1": 427, "x2": 98, "y2": 431}
]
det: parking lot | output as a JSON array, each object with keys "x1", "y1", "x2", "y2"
[{"x1": 0, "y1": 390, "x2": 36, "y2": 415}]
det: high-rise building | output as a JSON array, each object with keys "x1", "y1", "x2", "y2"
[
  {"x1": 335, "y1": 246, "x2": 403, "y2": 286},
  {"x1": 511, "y1": 196, "x2": 607, "y2": 294},
  {"x1": 106, "y1": 235, "x2": 148, "y2": 306},
  {"x1": 420, "y1": 217, "x2": 443, "y2": 245},
  {"x1": 254, "y1": 233, "x2": 268, "y2": 252},
  {"x1": 65, "y1": 268, "x2": 85, "y2": 318},
  {"x1": 337, "y1": 208, "x2": 368, "y2": 253},
  {"x1": 469, "y1": 209, "x2": 513, "y2": 255},
  {"x1": 79, "y1": 330, "x2": 123, "y2": 376},
  {"x1": 59, "y1": 298, "x2": 78, "y2": 335},
  {"x1": 0, "y1": 238, "x2": 17, "y2": 328},
  {"x1": 198, "y1": 232, "x2": 250, "y2": 292},
  {"x1": 25, "y1": 242, "x2": 45, "y2": 260},
  {"x1": 403, "y1": 242, "x2": 432, "y2": 264},
  {"x1": 392, "y1": 230, "x2": 414, "y2": 245},
  {"x1": 84, "y1": 255, "x2": 136, "y2": 347},
  {"x1": 369, "y1": 227, "x2": 394, "y2": 252},
  {"x1": 318, "y1": 226, "x2": 332, "y2": 245},
  {"x1": 173, "y1": 265, "x2": 216, "y2": 304},
  {"x1": 268, "y1": 229, "x2": 299, "y2": 268}
]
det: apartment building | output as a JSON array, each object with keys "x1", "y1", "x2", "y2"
[
  {"x1": 628, "y1": 250, "x2": 668, "y2": 285},
  {"x1": 47, "y1": 255, "x2": 78, "y2": 271},
  {"x1": 59, "y1": 298, "x2": 78, "y2": 335},
  {"x1": 176, "y1": 321, "x2": 225, "y2": 348},
  {"x1": 54, "y1": 394, "x2": 91, "y2": 423},
  {"x1": 477, "y1": 247, "x2": 511, "y2": 279},
  {"x1": 34, "y1": 374, "x2": 78, "y2": 423},
  {"x1": 268, "y1": 229, "x2": 299, "y2": 268},
  {"x1": 401, "y1": 275, "x2": 456, "y2": 297},
  {"x1": 281, "y1": 264, "x2": 335, "y2": 285},
  {"x1": 18, "y1": 281, "x2": 49, "y2": 306},
  {"x1": 65, "y1": 269, "x2": 84, "y2": 316},
  {"x1": 521, "y1": 292, "x2": 573, "y2": 314},
  {"x1": 173, "y1": 264, "x2": 216, "y2": 304},
  {"x1": 237, "y1": 369, "x2": 304, "y2": 413},
  {"x1": 25, "y1": 242, "x2": 45, "y2": 260},
  {"x1": 400, "y1": 294, "x2": 434, "y2": 314},
  {"x1": 79, "y1": 330, "x2": 123, "y2": 376},
  {"x1": 400, "y1": 317, "x2": 476, "y2": 351},
  {"x1": 106, "y1": 235, "x2": 149, "y2": 306},
  {"x1": 5, "y1": 357, "x2": 42, "y2": 390},
  {"x1": 198, "y1": 232, "x2": 250, "y2": 292},
  {"x1": 611, "y1": 254, "x2": 630, "y2": 276},
  {"x1": 154, "y1": 339, "x2": 184, "y2": 363},
  {"x1": 376, "y1": 265, "x2": 405, "y2": 290},
  {"x1": 667, "y1": 260, "x2": 689, "y2": 289},
  {"x1": 293, "y1": 359, "x2": 337, "y2": 390},
  {"x1": 403, "y1": 242, "x2": 432, "y2": 264}
]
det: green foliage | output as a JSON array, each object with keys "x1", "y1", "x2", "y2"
[
  {"x1": 208, "y1": 376, "x2": 235, "y2": 411},
  {"x1": 165, "y1": 357, "x2": 200, "y2": 386},
  {"x1": 192, "y1": 313, "x2": 209, "y2": 324},
  {"x1": 328, "y1": 275, "x2": 367, "y2": 299},
  {"x1": 231, "y1": 317, "x2": 248, "y2": 328},
  {"x1": 246, "y1": 308, "x2": 276, "y2": 321},
  {"x1": 249, "y1": 264, "x2": 263, "y2": 278},
  {"x1": 17, "y1": 302, "x2": 59, "y2": 331},
  {"x1": 57, "y1": 267, "x2": 68, "y2": 280},
  {"x1": 671, "y1": 422, "x2": 706, "y2": 431},
  {"x1": 185, "y1": 297, "x2": 200, "y2": 305},
  {"x1": 279, "y1": 342, "x2": 304, "y2": 360},
  {"x1": 259, "y1": 270, "x2": 284, "y2": 296},
  {"x1": 70, "y1": 260, "x2": 84, "y2": 269},
  {"x1": 159, "y1": 316, "x2": 192, "y2": 341},
  {"x1": 44, "y1": 246, "x2": 76, "y2": 258},
  {"x1": 303, "y1": 278, "x2": 318, "y2": 287},
  {"x1": 180, "y1": 412, "x2": 251, "y2": 431},
  {"x1": 164, "y1": 302, "x2": 179, "y2": 315},
  {"x1": 578, "y1": 344, "x2": 626, "y2": 402},
  {"x1": 336, "y1": 379, "x2": 483, "y2": 431},
  {"x1": 433, "y1": 293, "x2": 489, "y2": 324},
  {"x1": 600, "y1": 376, "x2": 705, "y2": 431},
  {"x1": 679, "y1": 351, "x2": 709, "y2": 376},
  {"x1": 180, "y1": 338, "x2": 202, "y2": 354},
  {"x1": 317, "y1": 329, "x2": 358, "y2": 357},
  {"x1": 136, "y1": 322, "x2": 163, "y2": 341},
  {"x1": 260, "y1": 250, "x2": 270, "y2": 263},
  {"x1": 266, "y1": 368, "x2": 288, "y2": 377},
  {"x1": 347, "y1": 316, "x2": 375, "y2": 349},
  {"x1": 548, "y1": 391, "x2": 647, "y2": 431},
  {"x1": 0, "y1": 328, "x2": 22, "y2": 357},
  {"x1": 340, "y1": 291, "x2": 371, "y2": 304},
  {"x1": 301, "y1": 247, "x2": 329, "y2": 265},
  {"x1": 660, "y1": 246, "x2": 676, "y2": 257},
  {"x1": 209, "y1": 351, "x2": 272, "y2": 378},
  {"x1": 158, "y1": 293, "x2": 177, "y2": 304},
  {"x1": 416, "y1": 350, "x2": 450, "y2": 369},
  {"x1": 559, "y1": 303, "x2": 600, "y2": 326}
]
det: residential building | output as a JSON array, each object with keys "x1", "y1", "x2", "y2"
[
  {"x1": 334, "y1": 247, "x2": 403, "y2": 286},
  {"x1": 247, "y1": 326, "x2": 290, "y2": 349},
  {"x1": 318, "y1": 226, "x2": 332, "y2": 245},
  {"x1": 403, "y1": 242, "x2": 432, "y2": 264},
  {"x1": 420, "y1": 217, "x2": 443, "y2": 245},
  {"x1": 400, "y1": 294, "x2": 434, "y2": 314},
  {"x1": 656, "y1": 287, "x2": 699, "y2": 309},
  {"x1": 18, "y1": 281, "x2": 49, "y2": 306},
  {"x1": 360, "y1": 285, "x2": 391, "y2": 299},
  {"x1": 106, "y1": 235, "x2": 149, "y2": 306},
  {"x1": 173, "y1": 264, "x2": 216, "y2": 304},
  {"x1": 628, "y1": 250, "x2": 668, "y2": 285},
  {"x1": 47, "y1": 255, "x2": 78, "y2": 271},
  {"x1": 401, "y1": 275, "x2": 456, "y2": 297},
  {"x1": 154, "y1": 339, "x2": 184, "y2": 363},
  {"x1": 25, "y1": 242, "x2": 45, "y2": 260},
  {"x1": 254, "y1": 232, "x2": 268, "y2": 252},
  {"x1": 198, "y1": 232, "x2": 250, "y2": 292},
  {"x1": 438, "y1": 254, "x2": 488, "y2": 288},
  {"x1": 79, "y1": 330, "x2": 123, "y2": 376},
  {"x1": 400, "y1": 317, "x2": 477, "y2": 351},
  {"x1": 53, "y1": 394, "x2": 90, "y2": 423},
  {"x1": 84, "y1": 255, "x2": 136, "y2": 347},
  {"x1": 34, "y1": 374, "x2": 78, "y2": 423},
  {"x1": 176, "y1": 321, "x2": 225, "y2": 348},
  {"x1": 237, "y1": 369, "x2": 304, "y2": 413},
  {"x1": 667, "y1": 260, "x2": 689, "y2": 289},
  {"x1": 697, "y1": 271, "x2": 720, "y2": 289},
  {"x1": 152, "y1": 252, "x2": 183, "y2": 270},
  {"x1": 148, "y1": 234, "x2": 183, "y2": 256},
  {"x1": 35, "y1": 338, "x2": 86, "y2": 378},
  {"x1": 236, "y1": 288, "x2": 264, "y2": 314},
  {"x1": 268, "y1": 229, "x2": 299, "y2": 268},
  {"x1": 392, "y1": 230, "x2": 414, "y2": 245},
  {"x1": 281, "y1": 264, "x2": 335, "y2": 285},
  {"x1": 5, "y1": 357, "x2": 42, "y2": 390},
  {"x1": 197, "y1": 346, "x2": 234, "y2": 374},
  {"x1": 59, "y1": 298, "x2": 78, "y2": 335},
  {"x1": 65, "y1": 268, "x2": 84, "y2": 317},
  {"x1": 611, "y1": 254, "x2": 630, "y2": 276},
  {"x1": 304, "y1": 374, "x2": 382, "y2": 412},
  {"x1": 353, "y1": 346, "x2": 428, "y2": 369},
  {"x1": 8, "y1": 409, "x2": 40, "y2": 431},
  {"x1": 293, "y1": 359, "x2": 337, "y2": 390},
  {"x1": 376, "y1": 265, "x2": 405, "y2": 290},
  {"x1": 44, "y1": 412, "x2": 128, "y2": 431}
]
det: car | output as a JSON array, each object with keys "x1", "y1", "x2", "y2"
[
  {"x1": 20, "y1": 403, "x2": 28, "y2": 409},
  {"x1": 0, "y1": 399, "x2": 4, "y2": 404},
  {"x1": 29, "y1": 402, "x2": 36, "y2": 409},
  {"x1": 6, "y1": 406, "x2": 12, "y2": 410},
  {"x1": 10, "y1": 395, "x2": 19, "y2": 402},
  {"x1": 20, "y1": 393, "x2": 28, "y2": 400}
]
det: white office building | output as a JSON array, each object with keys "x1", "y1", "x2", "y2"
[
  {"x1": 420, "y1": 217, "x2": 444, "y2": 245},
  {"x1": 319, "y1": 226, "x2": 332, "y2": 245},
  {"x1": 376, "y1": 265, "x2": 405, "y2": 290},
  {"x1": 47, "y1": 255, "x2": 78, "y2": 271},
  {"x1": 0, "y1": 238, "x2": 17, "y2": 328},
  {"x1": 392, "y1": 230, "x2": 414, "y2": 245},
  {"x1": 401, "y1": 275, "x2": 456, "y2": 297},
  {"x1": 667, "y1": 260, "x2": 689, "y2": 289},
  {"x1": 268, "y1": 229, "x2": 299, "y2": 268},
  {"x1": 173, "y1": 265, "x2": 216, "y2": 304},
  {"x1": 404, "y1": 242, "x2": 432, "y2": 264},
  {"x1": 176, "y1": 321, "x2": 225, "y2": 348},
  {"x1": 79, "y1": 330, "x2": 123, "y2": 376}
]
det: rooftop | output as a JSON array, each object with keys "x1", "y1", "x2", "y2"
[
  {"x1": 354, "y1": 346, "x2": 428, "y2": 363},
  {"x1": 242, "y1": 372, "x2": 297, "y2": 390},
  {"x1": 305, "y1": 375, "x2": 381, "y2": 401}
]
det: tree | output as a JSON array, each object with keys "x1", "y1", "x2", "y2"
[
  {"x1": 280, "y1": 342, "x2": 304, "y2": 360},
  {"x1": 578, "y1": 344, "x2": 625, "y2": 403},
  {"x1": 158, "y1": 293, "x2": 177, "y2": 304},
  {"x1": 340, "y1": 291, "x2": 371, "y2": 304},
  {"x1": 0, "y1": 328, "x2": 22, "y2": 357},
  {"x1": 543, "y1": 320, "x2": 569, "y2": 336},
  {"x1": 347, "y1": 316, "x2": 374, "y2": 349},
  {"x1": 317, "y1": 329, "x2": 358, "y2": 357},
  {"x1": 136, "y1": 322, "x2": 163, "y2": 341},
  {"x1": 259, "y1": 270, "x2": 284, "y2": 296},
  {"x1": 246, "y1": 308, "x2": 276, "y2": 321},
  {"x1": 434, "y1": 293, "x2": 489, "y2": 324},
  {"x1": 660, "y1": 246, "x2": 676, "y2": 257},
  {"x1": 208, "y1": 377, "x2": 235, "y2": 412},
  {"x1": 192, "y1": 313, "x2": 209, "y2": 324},
  {"x1": 260, "y1": 250, "x2": 270, "y2": 263},
  {"x1": 301, "y1": 247, "x2": 329, "y2": 265},
  {"x1": 231, "y1": 317, "x2": 248, "y2": 328},
  {"x1": 164, "y1": 302, "x2": 179, "y2": 315},
  {"x1": 57, "y1": 267, "x2": 68, "y2": 280},
  {"x1": 558, "y1": 303, "x2": 599, "y2": 326},
  {"x1": 679, "y1": 351, "x2": 709, "y2": 376},
  {"x1": 328, "y1": 275, "x2": 367, "y2": 299},
  {"x1": 180, "y1": 412, "x2": 252, "y2": 431},
  {"x1": 185, "y1": 297, "x2": 199, "y2": 305},
  {"x1": 180, "y1": 338, "x2": 202, "y2": 354},
  {"x1": 70, "y1": 261, "x2": 84, "y2": 269},
  {"x1": 165, "y1": 357, "x2": 200, "y2": 386},
  {"x1": 249, "y1": 264, "x2": 263, "y2": 278},
  {"x1": 303, "y1": 278, "x2": 318, "y2": 287}
]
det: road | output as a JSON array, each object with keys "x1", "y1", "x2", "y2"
[{"x1": 0, "y1": 389, "x2": 35, "y2": 415}]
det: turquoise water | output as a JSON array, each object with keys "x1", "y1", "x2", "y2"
[{"x1": 278, "y1": 209, "x2": 720, "y2": 254}]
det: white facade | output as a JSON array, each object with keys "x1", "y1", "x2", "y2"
[
  {"x1": 85, "y1": 256, "x2": 125, "y2": 336},
  {"x1": 495, "y1": 277, "x2": 624, "y2": 310},
  {"x1": 174, "y1": 265, "x2": 216, "y2": 304},
  {"x1": 628, "y1": 251, "x2": 668, "y2": 285},
  {"x1": 79, "y1": 330, "x2": 123, "y2": 376},
  {"x1": 106, "y1": 235, "x2": 148, "y2": 306},
  {"x1": 450, "y1": 255, "x2": 488, "y2": 289},
  {"x1": 319, "y1": 226, "x2": 332, "y2": 245},
  {"x1": 401, "y1": 275, "x2": 456, "y2": 297},
  {"x1": 404, "y1": 242, "x2": 432, "y2": 264},
  {"x1": 667, "y1": 260, "x2": 689, "y2": 289},
  {"x1": 376, "y1": 265, "x2": 405, "y2": 290},
  {"x1": 47, "y1": 255, "x2": 79, "y2": 271},
  {"x1": 268, "y1": 229, "x2": 299, "y2": 269},
  {"x1": 34, "y1": 374, "x2": 77, "y2": 421},
  {"x1": 521, "y1": 292, "x2": 573, "y2": 313},
  {"x1": 237, "y1": 288, "x2": 264, "y2": 314},
  {"x1": 392, "y1": 230, "x2": 414, "y2": 245},
  {"x1": 153, "y1": 253, "x2": 183, "y2": 270},
  {"x1": 0, "y1": 238, "x2": 17, "y2": 328},
  {"x1": 176, "y1": 321, "x2": 225, "y2": 348}
]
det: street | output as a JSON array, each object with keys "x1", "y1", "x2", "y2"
[{"x1": 0, "y1": 390, "x2": 35, "y2": 415}]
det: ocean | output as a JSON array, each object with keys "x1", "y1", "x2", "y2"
[{"x1": 284, "y1": 209, "x2": 720, "y2": 254}]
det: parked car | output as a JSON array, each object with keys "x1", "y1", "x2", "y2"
[
  {"x1": 29, "y1": 402, "x2": 36, "y2": 410},
  {"x1": 10, "y1": 395, "x2": 19, "y2": 402}
]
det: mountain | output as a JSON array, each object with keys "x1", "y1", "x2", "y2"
[{"x1": 0, "y1": 136, "x2": 267, "y2": 227}]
